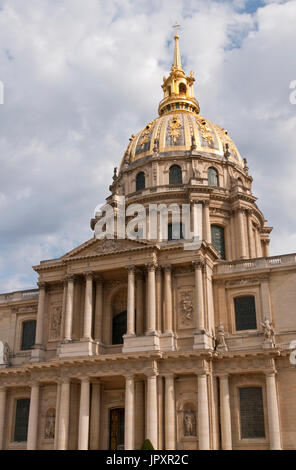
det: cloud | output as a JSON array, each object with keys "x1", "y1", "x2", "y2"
[{"x1": 0, "y1": 0, "x2": 295, "y2": 293}]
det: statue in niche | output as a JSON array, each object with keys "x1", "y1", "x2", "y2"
[
  {"x1": 183, "y1": 410, "x2": 196, "y2": 437},
  {"x1": 0, "y1": 341, "x2": 9, "y2": 365},
  {"x1": 216, "y1": 324, "x2": 228, "y2": 351},
  {"x1": 45, "y1": 409, "x2": 55, "y2": 439},
  {"x1": 261, "y1": 318, "x2": 275, "y2": 346}
]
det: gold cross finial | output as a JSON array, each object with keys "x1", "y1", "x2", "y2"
[{"x1": 173, "y1": 23, "x2": 180, "y2": 36}]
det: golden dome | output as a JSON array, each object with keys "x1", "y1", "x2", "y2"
[
  {"x1": 120, "y1": 112, "x2": 243, "y2": 170},
  {"x1": 119, "y1": 30, "x2": 243, "y2": 171}
]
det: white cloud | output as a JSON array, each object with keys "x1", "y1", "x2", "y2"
[{"x1": 0, "y1": 0, "x2": 295, "y2": 292}]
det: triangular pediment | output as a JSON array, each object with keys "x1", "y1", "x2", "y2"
[{"x1": 61, "y1": 237, "x2": 153, "y2": 260}]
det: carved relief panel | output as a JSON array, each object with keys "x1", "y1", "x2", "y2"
[
  {"x1": 177, "y1": 288, "x2": 195, "y2": 330},
  {"x1": 49, "y1": 304, "x2": 62, "y2": 341}
]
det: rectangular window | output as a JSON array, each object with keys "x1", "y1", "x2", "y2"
[
  {"x1": 21, "y1": 320, "x2": 36, "y2": 350},
  {"x1": 14, "y1": 398, "x2": 30, "y2": 442},
  {"x1": 234, "y1": 296, "x2": 257, "y2": 331},
  {"x1": 239, "y1": 387, "x2": 265, "y2": 439}
]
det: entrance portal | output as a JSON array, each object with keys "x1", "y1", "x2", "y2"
[{"x1": 109, "y1": 408, "x2": 125, "y2": 450}]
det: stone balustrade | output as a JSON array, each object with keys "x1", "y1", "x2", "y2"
[
  {"x1": 0, "y1": 289, "x2": 39, "y2": 304},
  {"x1": 215, "y1": 254, "x2": 296, "y2": 275}
]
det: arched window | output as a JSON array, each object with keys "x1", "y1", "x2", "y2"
[
  {"x1": 14, "y1": 398, "x2": 30, "y2": 442},
  {"x1": 112, "y1": 311, "x2": 127, "y2": 345},
  {"x1": 179, "y1": 83, "x2": 187, "y2": 94},
  {"x1": 239, "y1": 387, "x2": 265, "y2": 438},
  {"x1": 208, "y1": 167, "x2": 219, "y2": 186},
  {"x1": 136, "y1": 172, "x2": 145, "y2": 191},
  {"x1": 168, "y1": 223, "x2": 184, "y2": 241},
  {"x1": 211, "y1": 225, "x2": 226, "y2": 260},
  {"x1": 234, "y1": 296, "x2": 257, "y2": 331},
  {"x1": 169, "y1": 165, "x2": 182, "y2": 185},
  {"x1": 21, "y1": 320, "x2": 36, "y2": 351}
]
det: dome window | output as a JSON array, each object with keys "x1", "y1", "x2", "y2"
[
  {"x1": 136, "y1": 172, "x2": 145, "y2": 191},
  {"x1": 208, "y1": 167, "x2": 219, "y2": 187},
  {"x1": 179, "y1": 83, "x2": 187, "y2": 94},
  {"x1": 169, "y1": 165, "x2": 182, "y2": 185}
]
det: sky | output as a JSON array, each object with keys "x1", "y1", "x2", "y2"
[{"x1": 0, "y1": 0, "x2": 295, "y2": 293}]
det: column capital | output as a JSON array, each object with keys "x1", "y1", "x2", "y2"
[
  {"x1": 202, "y1": 199, "x2": 210, "y2": 207},
  {"x1": 162, "y1": 264, "x2": 172, "y2": 272},
  {"x1": 245, "y1": 208, "x2": 253, "y2": 216},
  {"x1": 124, "y1": 373, "x2": 135, "y2": 381},
  {"x1": 192, "y1": 259, "x2": 205, "y2": 270},
  {"x1": 126, "y1": 264, "x2": 136, "y2": 274},
  {"x1": 95, "y1": 275, "x2": 104, "y2": 285},
  {"x1": 65, "y1": 274, "x2": 76, "y2": 283},
  {"x1": 84, "y1": 271, "x2": 94, "y2": 280},
  {"x1": 37, "y1": 281, "x2": 47, "y2": 290},
  {"x1": 146, "y1": 262, "x2": 157, "y2": 272},
  {"x1": 265, "y1": 370, "x2": 277, "y2": 378},
  {"x1": 80, "y1": 376, "x2": 91, "y2": 383},
  {"x1": 163, "y1": 373, "x2": 175, "y2": 380}
]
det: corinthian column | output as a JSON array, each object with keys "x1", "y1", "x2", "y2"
[
  {"x1": 94, "y1": 278, "x2": 103, "y2": 341},
  {"x1": 164, "y1": 266, "x2": 173, "y2": 334},
  {"x1": 83, "y1": 272, "x2": 93, "y2": 340},
  {"x1": 57, "y1": 379, "x2": 70, "y2": 450},
  {"x1": 124, "y1": 375, "x2": 135, "y2": 450},
  {"x1": 146, "y1": 264, "x2": 157, "y2": 334},
  {"x1": 27, "y1": 383, "x2": 40, "y2": 450},
  {"x1": 126, "y1": 266, "x2": 136, "y2": 336},
  {"x1": 64, "y1": 276, "x2": 75, "y2": 342},
  {"x1": 146, "y1": 374, "x2": 158, "y2": 449},
  {"x1": 197, "y1": 374, "x2": 210, "y2": 449},
  {"x1": 219, "y1": 375, "x2": 232, "y2": 450},
  {"x1": 246, "y1": 209, "x2": 256, "y2": 258},
  {"x1": 237, "y1": 208, "x2": 247, "y2": 259},
  {"x1": 35, "y1": 282, "x2": 47, "y2": 347},
  {"x1": 203, "y1": 201, "x2": 211, "y2": 243},
  {"x1": 265, "y1": 373, "x2": 282, "y2": 450},
  {"x1": 0, "y1": 387, "x2": 6, "y2": 450},
  {"x1": 78, "y1": 377, "x2": 90, "y2": 450},
  {"x1": 164, "y1": 375, "x2": 176, "y2": 450},
  {"x1": 193, "y1": 260, "x2": 205, "y2": 331}
]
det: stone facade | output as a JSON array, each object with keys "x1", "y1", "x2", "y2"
[{"x1": 0, "y1": 34, "x2": 295, "y2": 451}]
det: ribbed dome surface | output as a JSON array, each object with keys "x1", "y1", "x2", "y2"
[{"x1": 120, "y1": 111, "x2": 243, "y2": 171}]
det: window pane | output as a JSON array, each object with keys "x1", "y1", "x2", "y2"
[
  {"x1": 169, "y1": 165, "x2": 182, "y2": 185},
  {"x1": 240, "y1": 387, "x2": 265, "y2": 439},
  {"x1": 208, "y1": 167, "x2": 218, "y2": 186},
  {"x1": 21, "y1": 320, "x2": 36, "y2": 350},
  {"x1": 168, "y1": 223, "x2": 184, "y2": 241},
  {"x1": 112, "y1": 311, "x2": 127, "y2": 345},
  {"x1": 136, "y1": 172, "x2": 145, "y2": 191},
  {"x1": 14, "y1": 398, "x2": 30, "y2": 442},
  {"x1": 234, "y1": 296, "x2": 257, "y2": 331},
  {"x1": 211, "y1": 225, "x2": 225, "y2": 260}
]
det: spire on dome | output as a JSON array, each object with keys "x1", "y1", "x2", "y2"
[
  {"x1": 158, "y1": 26, "x2": 200, "y2": 116},
  {"x1": 173, "y1": 23, "x2": 182, "y2": 70}
]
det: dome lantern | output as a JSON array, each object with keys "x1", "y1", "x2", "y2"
[{"x1": 158, "y1": 26, "x2": 200, "y2": 116}]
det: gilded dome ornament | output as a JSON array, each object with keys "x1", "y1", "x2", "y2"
[
  {"x1": 196, "y1": 117, "x2": 213, "y2": 145},
  {"x1": 168, "y1": 114, "x2": 182, "y2": 142}
]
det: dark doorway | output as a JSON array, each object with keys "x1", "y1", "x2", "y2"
[
  {"x1": 109, "y1": 408, "x2": 125, "y2": 450},
  {"x1": 112, "y1": 310, "x2": 127, "y2": 345}
]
